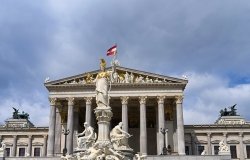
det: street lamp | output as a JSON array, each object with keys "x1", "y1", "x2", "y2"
[
  {"x1": 62, "y1": 129, "x2": 70, "y2": 156},
  {"x1": 160, "y1": 128, "x2": 168, "y2": 155}
]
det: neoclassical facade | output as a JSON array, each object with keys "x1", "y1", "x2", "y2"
[
  {"x1": 184, "y1": 115, "x2": 250, "y2": 160},
  {"x1": 1, "y1": 66, "x2": 250, "y2": 160},
  {"x1": 44, "y1": 66, "x2": 188, "y2": 156},
  {"x1": 0, "y1": 118, "x2": 48, "y2": 157}
]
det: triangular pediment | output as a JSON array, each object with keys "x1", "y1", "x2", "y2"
[{"x1": 45, "y1": 66, "x2": 187, "y2": 86}]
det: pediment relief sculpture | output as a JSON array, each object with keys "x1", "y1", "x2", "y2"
[{"x1": 46, "y1": 66, "x2": 186, "y2": 86}]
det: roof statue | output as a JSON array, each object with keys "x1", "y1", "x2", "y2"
[
  {"x1": 12, "y1": 107, "x2": 29, "y2": 119},
  {"x1": 219, "y1": 104, "x2": 238, "y2": 117}
]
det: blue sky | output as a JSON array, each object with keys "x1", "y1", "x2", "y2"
[{"x1": 1, "y1": 0, "x2": 250, "y2": 126}]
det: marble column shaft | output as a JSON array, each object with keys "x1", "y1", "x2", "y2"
[
  {"x1": 66, "y1": 97, "x2": 75, "y2": 155},
  {"x1": 191, "y1": 133, "x2": 196, "y2": 155},
  {"x1": 43, "y1": 135, "x2": 48, "y2": 157},
  {"x1": 139, "y1": 96, "x2": 147, "y2": 154},
  {"x1": 73, "y1": 106, "x2": 79, "y2": 149},
  {"x1": 47, "y1": 98, "x2": 57, "y2": 157},
  {"x1": 157, "y1": 96, "x2": 165, "y2": 155},
  {"x1": 239, "y1": 132, "x2": 245, "y2": 160},
  {"x1": 121, "y1": 96, "x2": 129, "y2": 132},
  {"x1": 12, "y1": 135, "x2": 17, "y2": 157},
  {"x1": 207, "y1": 133, "x2": 212, "y2": 155},
  {"x1": 176, "y1": 96, "x2": 185, "y2": 155},
  {"x1": 27, "y1": 135, "x2": 32, "y2": 156},
  {"x1": 85, "y1": 97, "x2": 92, "y2": 125},
  {"x1": 55, "y1": 105, "x2": 62, "y2": 154}
]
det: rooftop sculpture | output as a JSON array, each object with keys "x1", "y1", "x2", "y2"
[
  {"x1": 219, "y1": 104, "x2": 238, "y2": 117},
  {"x1": 12, "y1": 107, "x2": 29, "y2": 119}
]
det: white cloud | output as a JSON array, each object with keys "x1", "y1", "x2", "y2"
[{"x1": 183, "y1": 72, "x2": 250, "y2": 124}]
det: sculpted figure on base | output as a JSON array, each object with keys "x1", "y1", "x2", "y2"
[
  {"x1": 76, "y1": 122, "x2": 96, "y2": 150},
  {"x1": 110, "y1": 122, "x2": 132, "y2": 150},
  {"x1": 96, "y1": 59, "x2": 110, "y2": 108},
  {"x1": 219, "y1": 140, "x2": 229, "y2": 152}
]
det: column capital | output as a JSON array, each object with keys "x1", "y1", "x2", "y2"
[
  {"x1": 13, "y1": 135, "x2": 17, "y2": 139},
  {"x1": 207, "y1": 132, "x2": 211, "y2": 137},
  {"x1": 121, "y1": 96, "x2": 129, "y2": 105},
  {"x1": 175, "y1": 96, "x2": 184, "y2": 104},
  {"x1": 139, "y1": 96, "x2": 147, "y2": 104},
  {"x1": 43, "y1": 135, "x2": 48, "y2": 139},
  {"x1": 28, "y1": 135, "x2": 33, "y2": 139},
  {"x1": 239, "y1": 132, "x2": 243, "y2": 137},
  {"x1": 157, "y1": 96, "x2": 165, "y2": 104},
  {"x1": 49, "y1": 98, "x2": 57, "y2": 106},
  {"x1": 84, "y1": 97, "x2": 92, "y2": 105},
  {"x1": 67, "y1": 97, "x2": 75, "y2": 106}
]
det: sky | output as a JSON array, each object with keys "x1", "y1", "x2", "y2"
[{"x1": 1, "y1": 0, "x2": 250, "y2": 126}]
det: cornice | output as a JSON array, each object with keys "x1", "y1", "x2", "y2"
[{"x1": 46, "y1": 82, "x2": 187, "y2": 92}]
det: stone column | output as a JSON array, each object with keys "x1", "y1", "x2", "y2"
[
  {"x1": 55, "y1": 103, "x2": 62, "y2": 154},
  {"x1": 207, "y1": 132, "x2": 212, "y2": 155},
  {"x1": 12, "y1": 135, "x2": 17, "y2": 157},
  {"x1": 239, "y1": 132, "x2": 245, "y2": 160},
  {"x1": 157, "y1": 96, "x2": 165, "y2": 155},
  {"x1": 66, "y1": 97, "x2": 75, "y2": 155},
  {"x1": 42, "y1": 135, "x2": 48, "y2": 157},
  {"x1": 139, "y1": 96, "x2": 147, "y2": 154},
  {"x1": 191, "y1": 133, "x2": 196, "y2": 155},
  {"x1": 85, "y1": 97, "x2": 92, "y2": 125},
  {"x1": 27, "y1": 135, "x2": 32, "y2": 156},
  {"x1": 121, "y1": 96, "x2": 129, "y2": 132},
  {"x1": 176, "y1": 96, "x2": 185, "y2": 155},
  {"x1": 73, "y1": 106, "x2": 79, "y2": 149},
  {"x1": 47, "y1": 98, "x2": 57, "y2": 157},
  {"x1": 223, "y1": 132, "x2": 227, "y2": 144}
]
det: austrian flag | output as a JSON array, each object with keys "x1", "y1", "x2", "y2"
[{"x1": 106, "y1": 45, "x2": 117, "y2": 56}]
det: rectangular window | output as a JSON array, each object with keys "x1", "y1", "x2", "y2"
[
  {"x1": 198, "y1": 146, "x2": 204, "y2": 155},
  {"x1": 185, "y1": 146, "x2": 190, "y2": 155},
  {"x1": 18, "y1": 148, "x2": 25, "y2": 157},
  {"x1": 5, "y1": 148, "x2": 10, "y2": 157},
  {"x1": 34, "y1": 147, "x2": 41, "y2": 157},
  {"x1": 246, "y1": 145, "x2": 250, "y2": 158},
  {"x1": 214, "y1": 146, "x2": 219, "y2": 155},
  {"x1": 230, "y1": 145, "x2": 237, "y2": 159}
]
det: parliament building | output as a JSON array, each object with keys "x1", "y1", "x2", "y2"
[{"x1": 1, "y1": 65, "x2": 250, "y2": 160}]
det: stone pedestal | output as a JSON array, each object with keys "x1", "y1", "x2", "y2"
[
  {"x1": 94, "y1": 107, "x2": 113, "y2": 146},
  {"x1": 0, "y1": 149, "x2": 5, "y2": 159},
  {"x1": 219, "y1": 151, "x2": 231, "y2": 156}
]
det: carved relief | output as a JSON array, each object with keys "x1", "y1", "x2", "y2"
[{"x1": 53, "y1": 68, "x2": 181, "y2": 86}]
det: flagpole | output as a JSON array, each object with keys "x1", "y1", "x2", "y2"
[{"x1": 108, "y1": 43, "x2": 117, "y2": 105}]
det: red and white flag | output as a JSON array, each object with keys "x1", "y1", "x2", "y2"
[{"x1": 106, "y1": 45, "x2": 117, "y2": 56}]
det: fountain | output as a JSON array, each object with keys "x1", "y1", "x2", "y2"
[{"x1": 62, "y1": 59, "x2": 141, "y2": 160}]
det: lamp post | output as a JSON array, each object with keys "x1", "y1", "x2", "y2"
[
  {"x1": 160, "y1": 128, "x2": 168, "y2": 155},
  {"x1": 62, "y1": 129, "x2": 70, "y2": 156}
]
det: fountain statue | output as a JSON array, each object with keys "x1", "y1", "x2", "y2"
[{"x1": 63, "y1": 59, "x2": 136, "y2": 160}]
